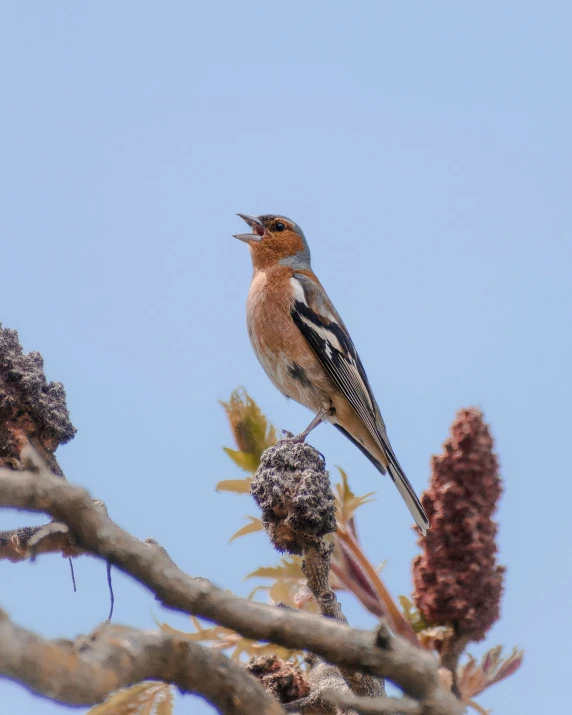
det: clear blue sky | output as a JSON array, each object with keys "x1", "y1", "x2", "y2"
[{"x1": 1, "y1": 2, "x2": 570, "y2": 713}]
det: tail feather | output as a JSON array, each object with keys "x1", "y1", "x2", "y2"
[
  {"x1": 334, "y1": 424, "x2": 430, "y2": 535},
  {"x1": 334, "y1": 424, "x2": 387, "y2": 474},
  {"x1": 386, "y1": 462, "x2": 429, "y2": 535}
]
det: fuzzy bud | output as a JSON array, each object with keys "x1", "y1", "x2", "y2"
[
  {"x1": 412, "y1": 408, "x2": 505, "y2": 642},
  {"x1": 251, "y1": 441, "x2": 336, "y2": 555}
]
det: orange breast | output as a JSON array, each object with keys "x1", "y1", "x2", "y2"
[{"x1": 246, "y1": 265, "x2": 333, "y2": 410}]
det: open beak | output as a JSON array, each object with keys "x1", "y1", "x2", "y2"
[{"x1": 233, "y1": 213, "x2": 264, "y2": 243}]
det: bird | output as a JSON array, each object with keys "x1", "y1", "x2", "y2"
[{"x1": 233, "y1": 213, "x2": 430, "y2": 535}]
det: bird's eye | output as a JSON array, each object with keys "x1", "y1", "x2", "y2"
[{"x1": 274, "y1": 222, "x2": 286, "y2": 232}]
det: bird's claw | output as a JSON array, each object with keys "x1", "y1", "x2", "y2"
[
  {"x1": 280, "y1": 429, "x2": 306, "y2": 443},
  {"x1": 279, "y1": 430, "x2": 325, "y2": 460}
]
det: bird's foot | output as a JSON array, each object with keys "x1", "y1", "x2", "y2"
[
  {"x1": 280, "y1": 429, "x2": 306, "y2": 444},
  {"x1": 280, "y1": 408, "x2": 328, "y2": 445},
  {"x1": 279, "y1": 430, "x2": 326, "y2": 461}
]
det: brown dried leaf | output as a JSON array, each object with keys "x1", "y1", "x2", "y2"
[
  {"x1": 492, "y1": 647, "x2": 524, "y2": 683},
  {"x1": 246, "y1": 556, "x2": 319, "y2": 613},
  {"x1": 216, "y1": 477, "x2": 252, "y2": 494},
  {"x1": 154, "y1": 686, "x2": 173, "y2": 715},
  {"x1": 160, "y1": 619, "x2": 235, "y2": 645},
  {"x1": 457, "y1": 646, "x2": 524, "y2": 702},
  {"x1": 87, "y1": 682, "x2": 173, "y2": 715},
  {"x1": 160, "y1": 617, "x2": 301, "y2": 663},
  {"x1": 229, "y1": 516, "x2": 264, "y2": 542},
  {"x1": 416, "y1": 624, "x2": 454, "y2": 651},
  {"x1": 246, "y1": 556, "x2": 304, "y2": 583}
]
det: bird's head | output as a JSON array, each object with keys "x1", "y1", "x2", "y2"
[{"x1": 234, "y1": 214, "x2": 311, "y2": 271}]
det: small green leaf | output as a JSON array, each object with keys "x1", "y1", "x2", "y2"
[
  {"x1": 221, "y1": 388, "x2": 278, "y2": 460},
  {"x1": 398, "y1": 595, "x2": 429, "y2": 633},
  {"x1": 223, "y1": 447, "x2": 260, "y2": 473}
]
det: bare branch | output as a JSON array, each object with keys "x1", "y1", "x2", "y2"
[
  {"x1": 0, "y1": 522, "x2": 78, "y2": 562},
  {"x1": 0, "y1": 499, "x2": 108, "y2": 562},
  {"x1": 0, "y1": 610, "x2": 284, "y2": 714},
  {"x1": 302, "y1": 543, "x2": 384, "y2": 699},
  {"x1": 0, "y1": 455, "x2": 462, "y2": 714}
]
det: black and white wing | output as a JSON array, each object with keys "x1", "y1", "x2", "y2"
[
  {"x1": 290, "y1": 273, "x2": 382, "y2": 446},
  {"x1": 290, "y1": 272, "x2": 429, "y2": 534}
]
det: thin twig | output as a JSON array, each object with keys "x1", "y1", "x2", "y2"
[
  {"x1": 302, "y1": 544, "x2": 384, "y2": 699},
  {"x1": 106, "y1": 561, "x2": 114, "y2": 621},
  {"x1": 69, "y1": 557, "x2": 77, "y2": 593}
]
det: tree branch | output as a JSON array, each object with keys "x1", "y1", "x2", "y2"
[
  {"x1": 325, "y1": 692, "x2": 422, "y2": 714},
  {"x1": 0, "y1": 523, "x2": 79, "y2": 562},
  {"x1": 0, "y1": 450, "x2": 462, "y2": 715},
  {"x1": 302, "y1": 543, "x2": 384, "y2": 699},
  {"x1": 0, "y1": 610, "x2": 284, "y2": 715},
  {"x1": 0, "y1": 499, "x2": 106, "y2": 562}
]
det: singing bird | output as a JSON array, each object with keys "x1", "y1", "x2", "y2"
[{"x1": 234, "y1": 214, "x2": 429, "y2": 534}]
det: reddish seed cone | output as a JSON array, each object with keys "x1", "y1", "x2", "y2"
[{"x1": 412, "y1": 408, "x2": 505, "y2": 642}]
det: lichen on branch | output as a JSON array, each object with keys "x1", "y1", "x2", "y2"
[{"x1": 0, "y1": 325, "x2": 76, "y2": 465}]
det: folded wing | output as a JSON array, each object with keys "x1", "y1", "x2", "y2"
[{"x1": 290, "y1": 272, "x2": 429, "y2": 534}]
